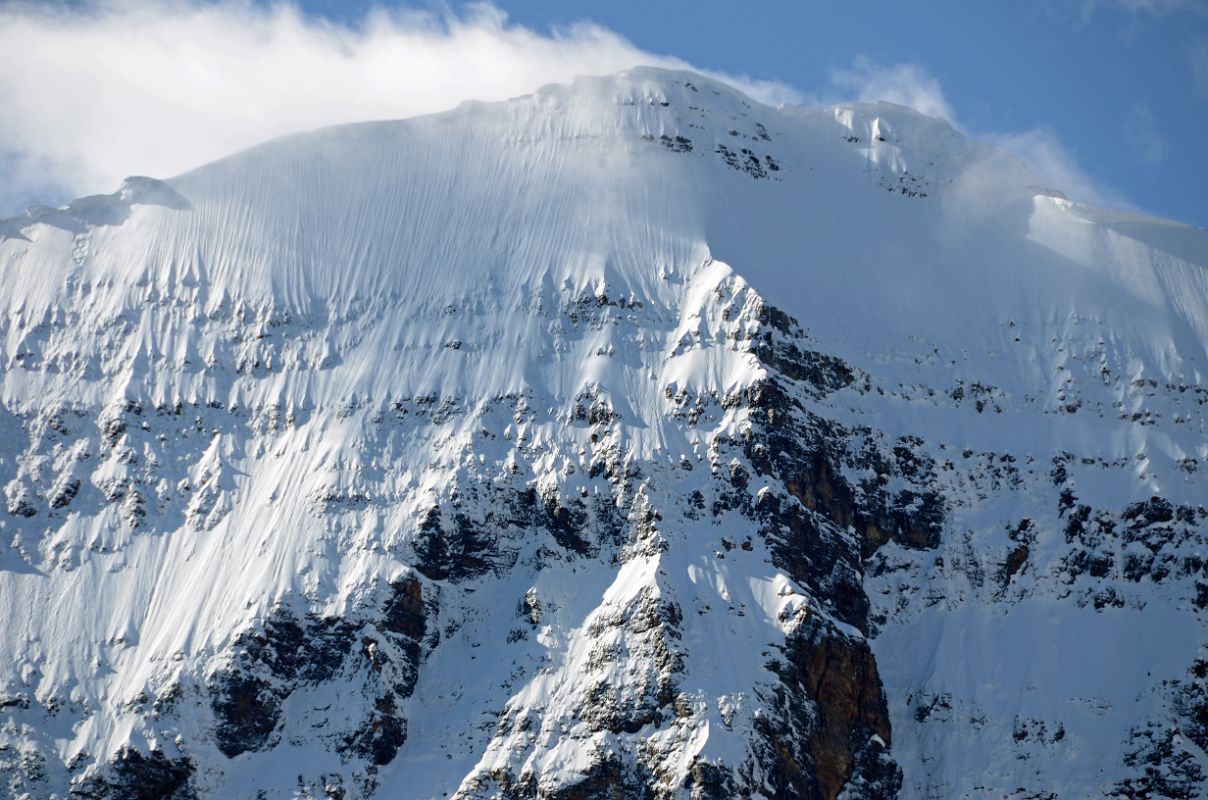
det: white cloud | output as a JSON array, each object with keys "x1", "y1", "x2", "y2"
[
  {"x1": 0, "y1": 0, "x2": 795, "y2": 215},
  {"x1": 826, "y1": 58, "x2": 956, "y2": 122}
]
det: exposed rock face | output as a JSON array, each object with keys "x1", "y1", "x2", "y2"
[
  {"x1": 421, "y1": 293, "x2": 930, "y2": 800},
  {"x1": 754, "y1": 616, "x2": 899, "y2": 800},
  {"x1": 210, "y1": 610, "x2": 358, "y2": 757},
  {"x1": 68, "y1": 747, "x2": 196, "y2": 800},
  {"x1": 2, "y1": 264, "x2": 927, "y2": 798},
  {"x1": 209, "y1": 576, "x2": 435, "y2": 769},
  {"x1": 106, "y1": 280, "x2": 917, "y2": 800},
  {"x1": 783, "y1": 620, "x2": 896, "y2": 799}
]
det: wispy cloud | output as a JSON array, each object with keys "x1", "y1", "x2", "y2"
[
  {"x1": 1191, "y1": 36, "x2": 1208, "y2": 98},
  {"x1": 821, "y1": 57, "x2": 1132, "y2": 210},
  {"x1": 983, "y1": 128, "x2": 1132, "y2": 209},
  {"x1": 0, "y1": 0, "x2": 794, "y2": 215},
  {"x1": 827, "y1": 58, "x2": 956, "y2": 121},
  {"x1": 1124, "y1": 104, "x2": 1166, "y2": 163},
  {"x1": 1081, "y1": 0, "x2": 1208, "y2": 16}
]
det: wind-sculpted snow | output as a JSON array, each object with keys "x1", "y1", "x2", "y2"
[{"x1": 0, "y1": 68, "x2": 1205, "y2": 799}]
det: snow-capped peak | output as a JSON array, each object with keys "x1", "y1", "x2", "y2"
[{"x1": 0, "y1": 68, "x2": 1205, "y2": 799}]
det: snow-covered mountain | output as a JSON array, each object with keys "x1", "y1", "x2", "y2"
[{"x1": 1, "y1": 67, "x2": 1205, "y2": 799}]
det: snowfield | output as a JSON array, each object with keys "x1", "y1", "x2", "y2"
[{"x1": 0, "y1": 67, "x2": 1205, "y2": 799}]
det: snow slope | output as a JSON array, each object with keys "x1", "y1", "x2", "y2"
[{"x1": 0, "y1": 67, "x2": 1205, "y2": 799}]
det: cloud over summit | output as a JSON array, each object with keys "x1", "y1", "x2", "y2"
[
  {"x1": 0, "y1": 1, "x2": 1128, "y2": 217},
  {"x1": 0, "y1": 1, "x2": 792, "y2": 214}
]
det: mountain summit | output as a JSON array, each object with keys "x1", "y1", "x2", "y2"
[{"x1": 1, "y1": 68, "x2": 1205, "y2": 799}]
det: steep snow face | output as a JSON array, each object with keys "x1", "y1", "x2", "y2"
[{"x1": 0, "y1": 67, "x2": 1205, "y2": 799}]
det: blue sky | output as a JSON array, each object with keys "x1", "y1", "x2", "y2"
[{"x1": 0, "y1": 0, "x2": 1204, "y2": 226}]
